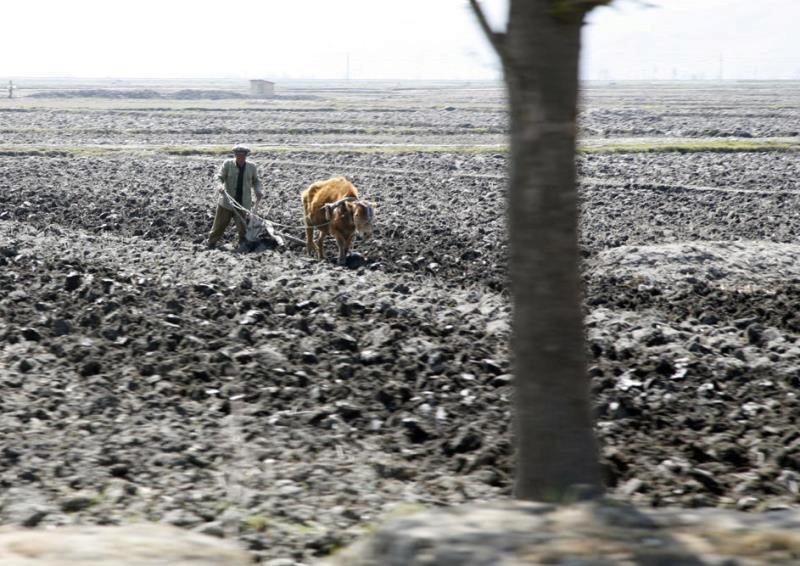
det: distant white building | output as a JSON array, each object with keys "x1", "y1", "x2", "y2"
[{"x1": 249, "y1": 80, "x2": 274, "y2": 97}]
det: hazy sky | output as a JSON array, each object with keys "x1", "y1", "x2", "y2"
[{"x1": 1, "y1": 0, "x2": 797, "y2": 80}]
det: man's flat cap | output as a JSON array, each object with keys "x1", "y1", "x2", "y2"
[{"x1": 232, "y1": 144, "x2": 250, "y2": 154}]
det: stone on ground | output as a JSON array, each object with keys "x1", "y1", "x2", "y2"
[
  {"x1": 0, "y1": 523, "x2": 250, "y2": 565},
  {"x1": 323, "y1": 500, "x2": 800, "y2": 565}
]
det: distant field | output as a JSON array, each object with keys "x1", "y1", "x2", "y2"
[{"x1": 2, "y1": 79, "x2": 798, "y2": 151}]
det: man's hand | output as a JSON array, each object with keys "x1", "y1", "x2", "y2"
[{"x1": 218, "y1": 186, "x2": 226, "y2": 195}]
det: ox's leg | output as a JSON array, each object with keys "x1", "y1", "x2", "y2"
[
  {"x1": 343, "y1": 235, "x2": 354, "y2": 261},
  {"x1": 334, "y1": 233, "x2": 348, "y2": 264},
  {"x1": 305, "y1": 223, "x2": 315, "y2": 256},
  {"x1": 315, "y1": 230, "x2": 327, "y2": 260}
]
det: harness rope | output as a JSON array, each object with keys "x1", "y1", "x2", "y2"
[
  {"x1": 217, "y1": 191, "x2": 313, "y2": 246},
  {"x1": 215, "y1": 188, "x2": 375, "y2": 248}
]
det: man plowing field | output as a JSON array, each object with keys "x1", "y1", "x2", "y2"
[{"x1": 207, "y1": 144, "x2": 265, "y2": 250}]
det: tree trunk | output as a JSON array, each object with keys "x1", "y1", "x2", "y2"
[{"x1": 504, "y1": 1, "x2": 602, "y2": 501}]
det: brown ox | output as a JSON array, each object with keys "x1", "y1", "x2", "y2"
[{"x1": 301, "y1": 176, "x2": 374, "y2": 263}]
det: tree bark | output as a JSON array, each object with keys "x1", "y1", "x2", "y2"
[{"x1": 503, "y1": 1, "x2": 602, "y2": 501}]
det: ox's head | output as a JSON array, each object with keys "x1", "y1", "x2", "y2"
[
  {"x1": 350, "y1": 201, "x2": 375, "y2": 239},
  {"x1": 324, "y1": 199, "x2": 375, "y2": 239}
]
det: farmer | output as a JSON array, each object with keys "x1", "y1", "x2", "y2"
[{"x1": 207, "y1": 144, "x2": 264, "y2": 248}]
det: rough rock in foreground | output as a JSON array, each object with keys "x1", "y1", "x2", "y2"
[
  {"x1": 324, "y1": 500, "x2": 800, "y2": 565},
  {"x1": 0, "y1": 523, "x2": 250, "y2": 565}
]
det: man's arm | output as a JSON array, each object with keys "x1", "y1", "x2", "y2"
[
  {"x1": 251, "y1": 165, "x2": 264, "y2": 208},
  {"x1": 217, "y1": 161, "x2": 228, "y2": 194}
]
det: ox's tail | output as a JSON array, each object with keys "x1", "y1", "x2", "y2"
[
  {"x1": 301, "y1": 183, "x2": 321, "y2": 225},
  {"x1": 301, "y1": 191, "x2": 309, "y2": 224}
]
